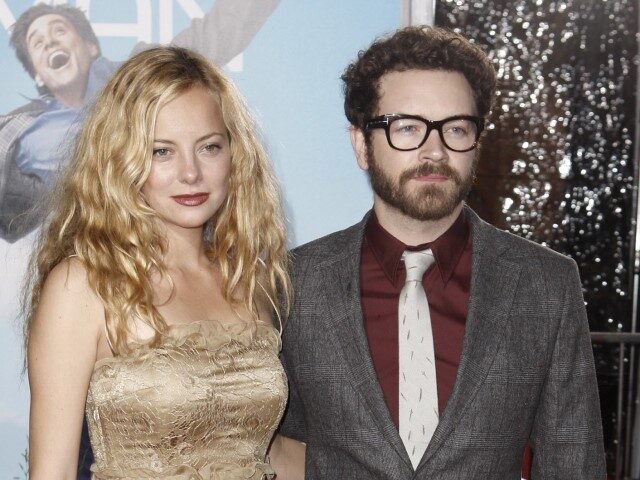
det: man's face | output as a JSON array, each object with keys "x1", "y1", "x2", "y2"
[
  {"x1": 26, "y1": 14, "x2": 98, "y2": 99},
  {"x1": 353, "y1": 69, "x2": 478, "y2": 222}
]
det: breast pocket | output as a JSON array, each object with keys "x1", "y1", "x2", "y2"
[{"x1": 452, "y1": 358, "x2": 545, "y2": 449}]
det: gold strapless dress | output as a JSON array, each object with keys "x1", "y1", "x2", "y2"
[{"x1": 85, "y1": 320, "x2": 287, "y2": 480}]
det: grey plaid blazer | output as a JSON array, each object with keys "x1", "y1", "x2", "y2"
[
  {"x1": 0, "y1": 102, "x2": 48, "y2": 242},
  {"x1": 280, "y1": 206, "x2": 605, "y2": 479}
]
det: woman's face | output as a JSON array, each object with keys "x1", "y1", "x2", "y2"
[{"x1": 143, "y1": 85, "x2": 232, "y2": 233}]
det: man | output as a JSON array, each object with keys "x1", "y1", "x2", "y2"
[
  {"x1": 280, "y1": 26, "x2": 606, "y2": 479},
  {"x1": 0, "y1": 0, "x2": 279, "y2": 241}
]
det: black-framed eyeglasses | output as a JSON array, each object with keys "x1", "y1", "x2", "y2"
[{"x1": 365, "y1": 114, "x2": 484, "y2": 152}]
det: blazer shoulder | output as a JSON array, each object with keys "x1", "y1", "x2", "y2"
[
  {"x1": 480, "y1": 222, "x2": 578, "y2": 278},
  {"x1": 291, "y1": 220, "x2": 364, "y2": 264},
  {"x1": 5, "y1": 99, "x2": 47, "y2": 117}
]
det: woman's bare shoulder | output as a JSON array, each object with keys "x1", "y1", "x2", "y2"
[
  {"x1": 35, "y1": 257, "x2": 104, "y2": 333},
  {"x1": 44, "y1": 256, "x2": 92, "y2": 291}
]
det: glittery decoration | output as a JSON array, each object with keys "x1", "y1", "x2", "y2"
[{"x1": 435, "y1": 1, "x2": 637, "y2": 474}]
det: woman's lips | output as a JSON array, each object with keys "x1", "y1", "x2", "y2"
[{"x1": 171, "y1": 193, "x2": 210, "y2": 206}]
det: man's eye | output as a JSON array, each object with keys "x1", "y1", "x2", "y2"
[
  {"x1": 394, "y1": 124, "x2": 420, "y2": 135},
  {"x1": 446, "y1": 126, "x2": 468, "y2": 136}
]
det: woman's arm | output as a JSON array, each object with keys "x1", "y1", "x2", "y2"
[
  {"x1": 28, "y1": 259, "x2": 105, "y2": 479},
  {"x1": 269, "y1": 433, "x2": 305, "y2": 480}
]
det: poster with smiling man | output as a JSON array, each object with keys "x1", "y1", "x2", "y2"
[
  {"x1": 0, "y1": 0, "x2": 279, "y2": 242},
  {"x1": 0, "y1": 1, "x2": 400, "y2": 477}
]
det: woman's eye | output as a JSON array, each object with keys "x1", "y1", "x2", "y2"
[
  {"x1": 152, "y1": 148, "x2": 170, "y2": 158},
  {"x1": 202, "y1": 143, "x2": 221, "y2": 154}
]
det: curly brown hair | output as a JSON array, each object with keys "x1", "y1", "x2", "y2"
[{"x1": 341, "y1": 26, "x2": 496, "y2": 131}]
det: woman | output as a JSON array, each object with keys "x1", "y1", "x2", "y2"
[{"x1": 25, "y1": 46, "x2": 304, "y2": 479}]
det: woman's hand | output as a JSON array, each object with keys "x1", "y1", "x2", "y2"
[{"x1": 269, "y1": 433, "x2": 306, "y2": 480}]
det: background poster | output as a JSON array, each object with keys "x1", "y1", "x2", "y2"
[{"x1": 0, "y1": 0, "x2": 400, "y2": 475}]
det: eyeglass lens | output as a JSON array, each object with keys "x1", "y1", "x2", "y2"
[{"x1": 389, "y1": 117, "x2": 478, "y2": 151}]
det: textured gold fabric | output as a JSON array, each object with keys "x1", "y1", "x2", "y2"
[{"x1": 85, "y1": 320, "x2": 287, "y2": 480}]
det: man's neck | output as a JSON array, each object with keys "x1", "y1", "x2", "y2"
[
  {"x1": 51, "y1": 66, "x2": 94, "y2": 108},
  {"x1": 373, "y1": 199, "x2": 463, "y2": 246},
  {"x1": 53, "y1": 86, "x2": 86, "y2": 108}
]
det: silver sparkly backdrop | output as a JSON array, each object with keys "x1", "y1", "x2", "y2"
[{"x1": 435, "y1": 0, "x2": 636, "y2": 473}]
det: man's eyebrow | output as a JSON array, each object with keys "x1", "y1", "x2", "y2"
[{"x1": 26, "y1": 29, "x2": 40, "y2": 46}]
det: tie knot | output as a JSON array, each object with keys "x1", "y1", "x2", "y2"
[{"x1": 402, "y1": 249, "x2": 435, "y2": 283}]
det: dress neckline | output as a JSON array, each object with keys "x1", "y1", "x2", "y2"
[{"x1": 92, "y1": 318, "x2": 280, "y2": 372}]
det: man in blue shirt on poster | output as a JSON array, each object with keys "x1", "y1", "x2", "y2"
[{"x1": 0, "y1": 0, "x2": 279, "y2": 242}]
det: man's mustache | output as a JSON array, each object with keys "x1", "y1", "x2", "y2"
[{"x1": 399, "y1": 163, "x2": 462, "y2": 185}]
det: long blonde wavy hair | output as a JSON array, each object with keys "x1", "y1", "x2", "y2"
[{"x1": 24, "y1": 46, "x2": 291, "y2": 354}]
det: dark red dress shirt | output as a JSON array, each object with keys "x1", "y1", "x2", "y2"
[{"x1": 360, "y1": 210, "x2": 472, "y2": 428}]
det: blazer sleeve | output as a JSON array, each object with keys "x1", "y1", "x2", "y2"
[
  {"x1": 170, "y1": 0, "x2": 280, "y2": 66},
  {"x1": 278, "y1": 250, "x2": 309, "y2": 443},
  {"x1": 0, "y1": 154, "x2": 46, "y2": 242},
  {"x1": 279, "y1": 349, "x2": 308, "y2": 443},
  {"x1": 0, "y1": 112, "x2": 47, "y2": 242},
  {"x1": 529, "y1": 260, "x2": 606, "y2": 479}
]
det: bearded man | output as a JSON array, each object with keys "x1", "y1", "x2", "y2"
[{"x1": 279, "y1": 26, "x2": 606, "y2": 479}]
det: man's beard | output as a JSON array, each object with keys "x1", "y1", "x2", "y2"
[{"x1": 366, "y1": 145, "x2": 476, "y2": 221}]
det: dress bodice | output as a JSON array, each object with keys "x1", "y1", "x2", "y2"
[{"x1": 85, "y1": 320, "x2": 287, "y2": 479}]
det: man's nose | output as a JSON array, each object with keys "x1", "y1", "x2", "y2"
[
  {"x1": 418, "y1": 128, "x2": 447, "y2": 162},
  {"x1": 43, "y1": 34, "x2": 59, "y2": 49}
]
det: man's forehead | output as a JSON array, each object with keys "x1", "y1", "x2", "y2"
[
  {"x1": 27, "y1": 14, "x2": 75, "y2": 38},
  {"x1": 375, "y1": 69, "x2": 476, "y2": 116}
]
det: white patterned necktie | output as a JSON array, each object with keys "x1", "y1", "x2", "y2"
[{"x1": 399, "y1": 249, "x2": 438, "y2": 469}]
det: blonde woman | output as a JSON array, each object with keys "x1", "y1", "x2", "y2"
[{"x1": 25, "y1": 46, "x2": 304, "y2": 479}]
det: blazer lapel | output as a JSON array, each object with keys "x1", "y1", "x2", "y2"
[
  {"x1": 318, "y1": 215, "x2": 412, "y2": 465},
  {"x1": 419, "y1": 208, "x2": 522, "y2": 467}
]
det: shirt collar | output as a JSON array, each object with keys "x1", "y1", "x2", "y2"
[
  {"x1": 84, "y1": 56, "x2": 113, "y2": 102},
  {"x1": 39, "y1": 93, "x2": 62, "y2": 109},
  {"x1": 364, "y1": 208, "x2": 469, "y2": 288}
]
